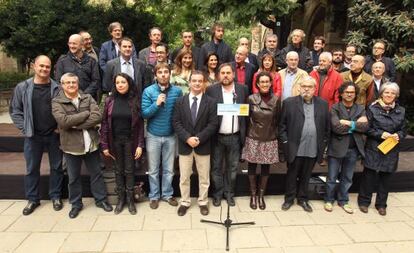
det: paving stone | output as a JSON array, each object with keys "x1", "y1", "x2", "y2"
[
  {"x1": 92, "y1": 214, "x2": 144, "y2": 231},
  {"x1": 274, "y1": 210, "x2": 314, "y2": 226},
  {"x1": 238, "y1": 248, "x2": 283, "y2": 253},
  {"x1": 143, "y1": 213, "x2": 191, "y2": 230},
  {"x1": 0, "y1": 232, "x2": 29, "y2": 252},
  {"x1": 351, "y1": 208, "x2": 387, "y2": 223},
  {"x1": 375, "y1": 241, "x2": 414, "y2": 253},
  {"x1": 382, "y1": 207, "x2": 413, "y2": 222},
  {"x1": 163, "y1": 229, "x2": 207, "y2": 251},
  {"x1": 0, "y1": 215, "x2": 19, "y2": 231},
  {"x1": 234, "y1": 211, "x2": 280, "y2": 227},
  {"x1": 206, "y1": 227, "x2": 268, "y2": 249},
  {"x1": 376, "y1": 221, "x2": 414, "y2": 241},
  {"x1": 7, "y1": 215, "x2": 58, "y2": 232},
  {"x1": 0, "y1": 201, "x2": 27, "y2": 215},
  {"x1": 104, "y1": 231, "x2": 162, "y2": 252},
  {"x1": 329, "y1": 243, "x2": 381, "y2": 253},
  {"x1": 303, "y1": 225, "x2": 352, "y2": 246},
  {"x1": 391, "y1": 192, "x2": 414, "y2": 206},
  {"x1": 399, "y1": 207, "x2": 414, "y2": 219},
  {"x1": 262, "y1": 226, "x2": 314, "y2": 247},
  {"x1": 52, "y1": 216, "x2": 97, "y2": 232},
  {"x1": 192, "y1": 211, "x2": 238, "y2": 229},
  {"x1": 340, "y1": 223, "x2": 390, "y2": 242},
  {"x1": 180, "y1": 250, "x2": 236, "y2": 253},
  {"x1": 60, "y1": 231, "x2": 109, "y2": 252},
  {"x1": 309, "y1": 209, "x2": 354, "y2": 225},
  {"x1": 283, "y1": 246, "x2": 331, "y2": 253},
  {"x1": 0, "y1": 201, "x2": 14, "y2": 214},
  {"x1": 14, "y1": 232, "x2": 68, "y2": 253}
]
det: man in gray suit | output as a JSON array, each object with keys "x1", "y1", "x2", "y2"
[{"x1": 103, "y1": 37, "x2": 146, "y2": 94}]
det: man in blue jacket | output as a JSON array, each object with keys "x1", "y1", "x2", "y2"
[
  {"x1": 10, "y1": 55, "x2": 64, "y2": 215},
  {"x1": 141, "y1": 62, "x2": 183, "y2": 209}
]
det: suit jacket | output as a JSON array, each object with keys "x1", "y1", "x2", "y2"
[
  {"x1": 247, "y1": 52, "x2": 259, "y2": 72},
  {"x1": 278, "y1": 68, "x2": 309, "y2": 98},
  {"x1": 328, "y1": 102, "x2": 368, "y2": 158},
  {"x1": 102, "y1": 57, "x2": 146, "y2": 94},
  {"x1": 205, "y1": 83, "x2": 249, "y2": 145},
  {"x1": 173, "y1": 94, "x2": 219, "y2": 155},
  {"x1": 99, "y1": 40, "x2": 137, "y2": 73},
  {"x1": 230, "y1": 61, "x2": 255, "y2": 94},
  {"x1": 366, "y1": 77, "x2": 389, "y2": 105},
  {"x1": 341, "y1": 70, "x2": 373, "y2": 106},
  {"x1": 278, "y1": 95, "x2": 330, "y2": 164},
  {"x1": 170, "y1": 46, "x2": 203, "y2": 70}
]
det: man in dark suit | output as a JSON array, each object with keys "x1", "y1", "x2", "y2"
[
  {"x1": 172, "y1": 71, "x2": 218, "y2": 216},
  {"x1": 200, "y1": 23, "x2": 233, "y2": 66},
  {"x1": 206, "y1": 63, "x2": 249, "y2": 207},
  {"x1": 231, "y1": 46, "x2": 255, "y2": 94},
  {"x1": 102, "y1": 37, "x2": 146, "y2": 95},
  {"x1": 170, "y1": 31, "x2": 203, "y2": 70},
  {"x1": 366, "y1": 61, "x2": 389, "y2": 105},
  {"x1": 99, "y1": 22, "x2": 137, "y2": 74},
  {"x1": 279, "y1": 77, "x2": 330, "y2": 212}
]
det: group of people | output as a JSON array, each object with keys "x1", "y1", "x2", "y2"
[{"x1": 9, "y1": 21, "x2": 406, "y2": 219}]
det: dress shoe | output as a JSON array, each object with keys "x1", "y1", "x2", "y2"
[
  {"x1": 376, "y1": 207, "x2": 386, "y2": 216},
  {"x1": 52, "y1": 199, "x2": 63, "y2": 211},
  {"x1": 149, "y1": 200, "x2": 159, "y2": 209},
  {"x1": 69, "y1": 207, "x2": 82, "y2": 219},
  {"x1": 177, "y1": 205, "x2": 189, "y2": 216},
  {"x1": 298, "y1": 201, "x2": 313, "y2": 212},
  {"x1": 165, "y1": 197, "x2": 178, "y2": 206},
  {"x1": 96, "y1": 201, "x2": 113, "y2": 212},
  {"x1": 212, "y1": 197, "x2": 221, "y2": 207},
  {"x1": 281, "y1": 201, "x2": 293, "y2": 211},
  {"x1": 359, "y1": 205, "x2": 369, "y2": 213},
  {"x1": 199, "y1": 205, "x2": 209, "y2": 216},
  {"x1": 22, "y1": 201, "x2": 40, "y2": 216},
  {"x1": 227, "y1": 197, "x2": 235, "y2": 207}
]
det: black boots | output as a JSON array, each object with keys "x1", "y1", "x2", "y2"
[
  {"x1": 114, "y1": 188, "x2": 125, "y2": 215},
  {"x1": 248, "y1": 175, "x2": 257, "y2": 210},
  {"x1": 258, "y1": 176, "x2": 269, "y2": 210},
  {"x1": 126, "y1": 189, "x2": 137, "y2": 215}
]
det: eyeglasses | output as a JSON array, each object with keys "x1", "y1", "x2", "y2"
[{"x1": 373, "y1": 47, "x2": 385, "y2": 50}]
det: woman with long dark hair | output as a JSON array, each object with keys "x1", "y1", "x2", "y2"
[
  {"x1": 100, "y1": 73, "x2": 144, "y2": 215},
  {"x1": 203, "y1": 52, "x2": 219, "y2": 86},
  {"x1": 242, "y1": 71, "x2": 281, "y2": 210}
]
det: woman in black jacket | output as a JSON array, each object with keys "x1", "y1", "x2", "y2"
[
  {"x1": 241, "y1": 72, "x2": 281, "y2": 210},
  {"x1": 357, "y1": 82, "x2": 406, "y2": 216}
]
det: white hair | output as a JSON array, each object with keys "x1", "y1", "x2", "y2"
[
  {"x1": 286, "y1": 51, "x2": 299, "y2": 59},
  {"x1": 379, "y1": 82, "x2": 400, "y2": 98},
  {"x1": 319, "y1": 52, "x2": 332, "y2": 62}
]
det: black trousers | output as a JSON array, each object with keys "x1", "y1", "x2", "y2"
[
  {"x1": 113, "y1": 136, "x2": 135, "y2": 191},
  {"x1": 358, "y1": 167, "x2": 393, "y2": 208},
  {"x1": 285, "y1": 156, "x2": 316, "y2": 203},
  {"x1": 247, "y1": 163, "x2": 270, "y2": 176}
]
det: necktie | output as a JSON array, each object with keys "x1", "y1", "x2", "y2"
[
  {"x1": 191, "y1": 96, "x2": 198, "y2": 124},
  {"x1": 125, "y1": 62, "x2": 133, "y2": 79}
]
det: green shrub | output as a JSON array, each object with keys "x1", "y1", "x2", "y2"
[{"x1": 0, "y1": 72, "x2": 31, "y2": 90}]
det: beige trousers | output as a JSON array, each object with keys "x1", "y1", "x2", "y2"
[{"x1": 179, "y1": 151, "x2": 210, "y2": 206}]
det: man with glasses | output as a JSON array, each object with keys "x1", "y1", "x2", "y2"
[
  {"x1": 364, "y1": 40, "x2": 396, "y2": 82},
  {"x1": 279, "y1": 77, "x2": 330, "y2": 213}
]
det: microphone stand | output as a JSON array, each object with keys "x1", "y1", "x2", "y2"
[{"x1": 200, "y1": 89, "x2": 254, "y2": 251}]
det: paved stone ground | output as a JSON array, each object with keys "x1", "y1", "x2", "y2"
[{"x1": 1, "y1": 193, "x2": 414, "y2": 253}]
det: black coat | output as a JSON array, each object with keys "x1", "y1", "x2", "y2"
[
  {"x1": 364, "y1": 55, "x2": 397, "y2": 82},
  {"x1": 364, "y1": 102, "x2": 406, "y2": 173},
  {"x1": 230, "y1": 61, "x2": 255, "y2": 94},
  {"x1": 200, "y1": 40, "x2": 233, "y2": 66},
  {"x1": 247, "y1": 52, "x2": 259, "y2": 72},
  {"x1": 172, "y1": 94, "x2": 218, "y2": 155},
  {"x1": 102, "y1": 57, "x2": 146, "y2": 94},
  {"x1": 278, "y1": 95, "x2": 330, "y2": 164},
  {"x1": 328, "y1": 102, "x2": 368, "y2": 158},
  {"x1": 280, "y1": 44, "x2": 313, "y2": 72},
  {"x1": 205, "y1": 83, "x2": 249, "y2": 145}
]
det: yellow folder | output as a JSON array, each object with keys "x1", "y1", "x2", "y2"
[{"x1": 378, "y1": 137, "x2": 399, "y2": 155}]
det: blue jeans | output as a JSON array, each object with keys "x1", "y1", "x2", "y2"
[
  {"x1": 23, "y1": 133, "x2": 63, "y2": 203},
  {"x1": 325, "y1": 148, "x2": 358, "y2": 205},
  {"x1": 64, "y1": 150, "x2": 107, "y2": 208},
  {"x1": 146, "y1": 132, "x2": 176, "y2": 200},
  {"x1": 211, "y1": 133, "x2": 241, "y2": 199}
]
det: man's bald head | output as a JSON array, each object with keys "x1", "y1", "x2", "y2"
[
  {"x1": 350, "y1": 55, "x2": 365, "y2": 73},
  {"x1": 68, "y1": 34, "x2": 84, "y2": 55},
  {"x1": 239, "y1": 37, "x2": 250, "y2": 49}
]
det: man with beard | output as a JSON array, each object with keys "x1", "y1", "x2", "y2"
[
  {"x1": 310, "y1": 52, "x2": 343, "y2": 109},
  {"x1": 279, "y1": 77, "x2": 330, "y2": 212},
  {"x1": 79, "y1": 31, "x2": 99, "y2": 62},
  {"x1": 331, "y1": 48, "x2": 349, "y2": 73},
  {"x1": 200, "y1": 23, "x2": 233, "y2": 66},
  {"x1": 55, "y1": 34, "x2": 100, "y2": 100},
  {"x1": 341, "y1": 55, "x2": 373, "y2": 106},
  {"x1": 257, "y1": 34, "x2": 284, "y2": 70},
  {"x1": 280, "y1": 29, "x2": 313, "y2": 72},
  {"x1": 364, "y1": 40, "x2": 396, "y2": 82},
  {"x1": 206, "y1": 63, "x2": 248, "y2": 207}
]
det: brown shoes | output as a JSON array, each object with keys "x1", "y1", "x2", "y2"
[
  {"x1": 199, "y1": 205, "x2": 209, "y2": 216},
  {"x1": 376, "y1": 207, "x2": 387, "y2": 216},
  {"x1": 177, "y1": 205, "x2": 189, "y2": 216},
  {"x1": 359, "y1": 205, "x2": 369, "y2": 213},
  {"x1": 149, "y1": 200, "x2": 159, "y2": 209},
  {"x1": 165, "y1": 197, "x2": 178, "y2": 206}
]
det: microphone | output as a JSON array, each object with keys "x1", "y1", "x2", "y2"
[
  {"x1": 160, "y1": 86, "x2": 167, "y2": 107},
  {"x1": 232, "y1": 90, "x2": 237, "y2": 104}
]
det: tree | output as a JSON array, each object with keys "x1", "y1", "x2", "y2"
[{"x1": 345, "y1": 0, "x2": 414, "y2": 73}]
